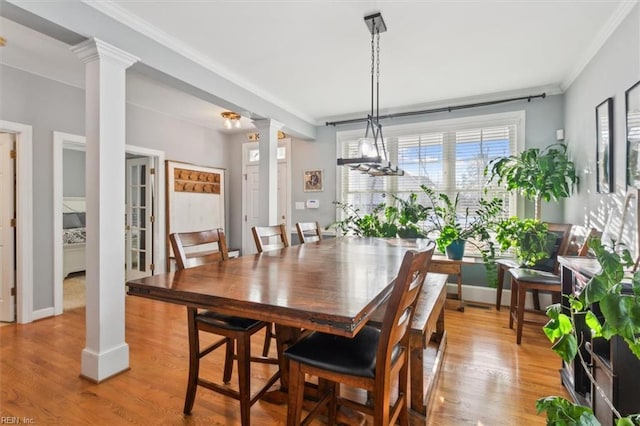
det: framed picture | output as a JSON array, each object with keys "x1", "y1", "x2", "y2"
[
  {"x1": 303, "y1": 169, "x2": 323, "y2": 192},
  {"x1": 596, "y1": 97, "x2": 613, "y2": 193},
  {"x1": 626, "y1": 81, "x2": 640, "y2": 187}
]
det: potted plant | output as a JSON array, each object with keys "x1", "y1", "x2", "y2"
[
  {"x1": 494, "y1": 217, "x2": 554, "y2": 266},
  {"x1": 420, "y1": 185, "x2": 503, "y2": 285},
  {"x1": 538, "y1": 238, "x2": 640, "y2": 425},
  {"x1": 484, "y1": 143, "x2": 579, "y2": 220},
  {"x1": 330, "y1": 194, "x2": 427, "y2": 239}
]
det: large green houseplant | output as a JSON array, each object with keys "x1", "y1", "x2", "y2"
[
  {"x1": 484, "y1": 143, "x2": 579, "y2": 220},
  {"x1": 538, "y1": 238, "x2": 640, "y2": 425}
]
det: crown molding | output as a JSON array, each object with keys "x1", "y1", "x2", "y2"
[
  {"x1": 561, "y1": 0, "x2": 639, "y2": 91},
  {"x1": 83, "y1": 0, "x2": 315, "y2": 124}
]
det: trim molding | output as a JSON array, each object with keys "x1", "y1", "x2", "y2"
[
  {"x1": 0, "y1": 120, "x2": 33, "y2": 324},
  {"x1": 562, "y1": 0, "x2": 639, "y2": 91}
]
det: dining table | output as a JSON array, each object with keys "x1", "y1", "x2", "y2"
[{"x1": 126, "y1": 236, "x2": 433, "y2": 421}]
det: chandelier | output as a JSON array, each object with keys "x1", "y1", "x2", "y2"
[{"x1": 336, "y1": 12, "x2": 404, "y2": 177}]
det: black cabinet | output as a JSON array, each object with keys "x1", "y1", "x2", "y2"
[{"x1": 558, "y1": 256, "x2": 640, "y2": 423}]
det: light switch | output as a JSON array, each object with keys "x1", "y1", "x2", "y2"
[{"x1": 295, "y1": 202, "x2": 306, "y2": 210}]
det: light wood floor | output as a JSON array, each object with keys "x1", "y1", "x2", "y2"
[{"x1": 0, "y1": 296, "x2": 568, "y2": 425}]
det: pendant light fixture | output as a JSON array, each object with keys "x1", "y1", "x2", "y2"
[{"x1": 336, "y1": 12, "x2": 404, "y2": 177}]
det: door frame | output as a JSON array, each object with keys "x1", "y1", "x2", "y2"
[
  {"x1": 52, "y1": 131, "x2": 166, "y2": 315},
  {"x1": 0, "y1": 120, "x2": 33, "y2": 324}
]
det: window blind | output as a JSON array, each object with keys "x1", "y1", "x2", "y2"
[{"x1": 338, "y1": 117, "x2": 519, "y2": 224}]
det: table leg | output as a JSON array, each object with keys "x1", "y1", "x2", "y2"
[{"x1": 456, "y1": 271, "x2": 464, "y2": 312}]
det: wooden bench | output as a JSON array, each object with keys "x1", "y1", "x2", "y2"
[{"x1": 369, "y1": 272, "x2": 448, "y2": 417}]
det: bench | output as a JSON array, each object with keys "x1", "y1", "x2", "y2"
[{"x1": 368, "y1": 272, "x2": 448, "y2": 417}]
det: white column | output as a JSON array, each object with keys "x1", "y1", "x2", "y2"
[
  {"x1": 252, "y1": 119, "x2": 284, "y2": 226},
  {"x1": 71, "y1": 38, "x2": 138, "y2": 382}
]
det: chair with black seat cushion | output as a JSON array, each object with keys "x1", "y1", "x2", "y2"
[
  {"x1": 251, "y1": 224, "x2": 290, "y2": 357},
  {"x1": 169, "y1": 229, "x2": 279, "y2": 425},
  {"x1": 495, "y1": 223, "x2": 572, "y2": 310},
  {"x1": 284, "y1": 242, "x2": 435, "y2": 426},
  {"x1": 295, "y1": 221, "x2": 322, "y2": 244}
]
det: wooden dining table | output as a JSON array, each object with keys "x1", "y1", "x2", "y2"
[{"x1": 126, "y1": 236, "x2": 433, "y2": 420}]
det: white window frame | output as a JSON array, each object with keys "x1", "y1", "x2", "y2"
[{"x1": 335, "y1": 111, "x2": 526, "y2": 220}]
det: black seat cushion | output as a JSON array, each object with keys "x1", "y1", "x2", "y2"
[
  {"x1": 284, "y1": 326, "x2": 400, "y2": 379},
  {"x1": 509, "y1": 268, "x2": 560, "y2": 285},
  {"x1": 196, "y1": 311, "x2": 263, "y2": 331}
]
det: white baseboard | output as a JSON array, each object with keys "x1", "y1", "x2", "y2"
[
  {"x1": 447, "y1": 283, "x2": 554, "y2": 310},
  {"x1": 31, "y1": 307, "x2": 55, "y2": 321}
]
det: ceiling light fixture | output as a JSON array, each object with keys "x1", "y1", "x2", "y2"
[
  {"x1": 221, "y1": 111, "x2": 241, "y2": 129},
  {"x1": 336, "y1": 12, "x2": 404, "y2": 177}
]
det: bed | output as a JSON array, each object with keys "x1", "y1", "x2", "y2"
[{"x1": 63, "y1": 198, "x2": 86, "y2": 278}]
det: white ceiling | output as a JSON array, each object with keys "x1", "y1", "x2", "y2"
[{"x1": 1, "y1": 0, "x2": 635, "y2": 131}]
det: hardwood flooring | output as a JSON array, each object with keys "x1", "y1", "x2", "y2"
[{"x1": 0, "y1": 296, "x2": 568, "y2": 425}]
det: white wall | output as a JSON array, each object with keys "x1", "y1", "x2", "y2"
[
  {"x1": 1, "y1": 64, "x2": 230, "y2": 311},
  {"x1": 564, "y1": 4, "x2": 640, "y2": 231}
]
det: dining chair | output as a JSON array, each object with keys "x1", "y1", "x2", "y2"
[
  {"x1": 252, "y1": 223, "x2": 290, "y2": 252},
  {"x1": 295, "y1": 221, "x2": 322, "y2": 244},
  {"x1": 169, "y1": 229, "x2": 279, "y2": 425},
  {"x1": 507, "y1": 225, "x2": 596, "y2": 344},
  {"x1": 495, "y1": 222, "x2": 572, "y2": 310},
  {"x1": 284, "y1": 242, "x2": 436, "y2": 426},
  {"x1": 251, "y1": 224, "x2": 290, "y2": 357}
]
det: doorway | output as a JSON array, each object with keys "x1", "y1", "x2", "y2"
[
  {"x1": 242, "y1": 139, "x2": 291, "y2": 255},
  {"x1": 52, "y1": 132, "x2": 165, "y2": 315}
]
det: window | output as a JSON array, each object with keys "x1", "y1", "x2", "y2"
[{"x1": 337, "y1": 112, "x2": 524, "y2": 222}]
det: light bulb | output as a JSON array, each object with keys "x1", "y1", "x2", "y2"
[
  {"x1": 358, "y1": 138, "x2": 376, "y2": 157},
  {"x1": 234, "y1": 119, "x2": 241, "y2": 129},
  {"x1": 224, "y1": 118, "x2": 232, "y2": 129}
]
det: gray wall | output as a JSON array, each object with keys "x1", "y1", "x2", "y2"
[
  {"x1": 564, "y1": 4, "x2": 640, "y2": 232},
  {"x1": 1, "y1": 64, "x2": 85, "y2": 310},
  {"x1": 289, "y1": 95, "x2": 566, "y2": 232},
  {"x1": 1, "y1": 64, "x2": 231, "y2": 310},
  {"x1": 62, "y1": 149, "x2": 85, "y2": 197}
]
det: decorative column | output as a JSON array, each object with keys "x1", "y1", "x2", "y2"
[
  {"x1": 71, "y1": 38, "x2": 138, "y2": 382},
  {"x1": 252, "y1": 119, "x2": 284, "y2": 227}
]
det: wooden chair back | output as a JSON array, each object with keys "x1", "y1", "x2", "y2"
[
  {"x1": 565, "y1": 225, "x2": 600, "y2": 257},
  {"x1": 251, "y1": 224, "x2": 289, "y2": 253},
  {"x1": 375, "y1": 242, "x2": 435, "y2": 390},
  {"x1": 169, "y1": 228, "x2": 229, "y2": 270},
  {"x1": 295, "y1": 221, "x2": 322, "y2": 243}
]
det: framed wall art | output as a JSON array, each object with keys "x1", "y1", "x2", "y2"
[
  {"x1": 596, "y1": 97, "x2": 613, "y2": 193},
  {"x1": 303, "y1": 169, "x2": 323, "y2": 192},
  {"x1": 626, "y1": 81, "x2": 640, "y2": 188}
]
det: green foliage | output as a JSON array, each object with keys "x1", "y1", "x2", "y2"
[
  {"x1": 536, "y1": 396, "x2": 599, "y2": 425},
  {"x1": 484, "y1": 143, "x2": 579, "y2": 219},
  {"x1": 420, "y1": 185, "x2": 503, "y2": 286},
  {"x1": 495, "y1": 217, "x2": 552, "y2": 266},
  {"x1": 329, "y1": 195, "x2": 427, "y2": 239},
  {"x1": 540, "y1": 238, "x2": 640, "y2": 424}
]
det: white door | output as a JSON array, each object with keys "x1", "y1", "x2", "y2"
[
  {"x1": 125, "y1": 157, "x2": 154, "y2": 280},
  {"x1": 0, "y1": 133, "x2": 15, "y2": 322},
  {"x1": 242, "y1": 141, "x2": 291, "y2": 255}
]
